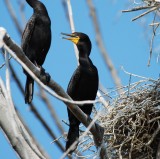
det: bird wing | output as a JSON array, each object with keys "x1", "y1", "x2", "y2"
[
  {"x1": 67, "y1": 67, "x2": 81, "y2": 97},
  {"x1": 21, "y1": 15, "x2": 36, "y2": 51}
]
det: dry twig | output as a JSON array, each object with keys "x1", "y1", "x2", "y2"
[
  {"x1": 39, "y1": 87, "x2": 65, "y2": 135},
  {"x1": 122, "y1": 0, "x2": 160, "y2": 65},
  {"x1": 4, "y1": 0, "x2": 23, "y2": 35},
  {"x1": 87, "y1": 0, "x2": 123, "y2": 94}
]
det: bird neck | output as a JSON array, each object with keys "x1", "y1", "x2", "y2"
[
  {"x1": 26, "y1": 0, "x2": 48, "y2": 14},
  {"x1": 78, "y1": 50, "x2": 92, "y2": 67}
]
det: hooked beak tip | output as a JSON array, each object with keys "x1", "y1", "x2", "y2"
[{"x1": 61, "y1": 32, "x2": 75, "y2": 40}]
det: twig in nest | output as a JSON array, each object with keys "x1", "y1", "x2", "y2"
[{"x1": 147, "y1": 121, "x2": 160, "y2": 146}]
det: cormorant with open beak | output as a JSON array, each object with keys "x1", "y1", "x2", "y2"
[{"x1": 62, "y1": 32, "x2": 99, "y2": 153}]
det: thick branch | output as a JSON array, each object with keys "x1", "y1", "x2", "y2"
[
  {"x1": 15, "y1": 107, "x2": 50, "y2": 159},
  {"x1": 0, "y1": 83, "x2": 46, "y2": 159}
]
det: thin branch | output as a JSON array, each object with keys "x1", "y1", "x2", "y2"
[
  {"x1": 146, "y1": 121, "x2": 160, "y2": 146},
  {"x1": 132, "y1": 5, "x2": 160, "y2": 21},
  {"x1": 121, "y1": 66, "x2": 155, "y2": 81},
  {"x1": 122, "y1": 5, "x2": 155, "y2": 13},
  {"x1": 86, "y1": 0, "x2": 123, "y2": 94},
  {"x1": 150, "y1": 22, "x2": 160, "y2": 26},
  {"x1": 17, "y1": 0, "x2": 26, "y2": 27},
  {"x1": 0, "y1": 53, "x2": 12, "y2": 69},
  {"x1": 148, "y1": 12, "x2": 159, "y2": 66},
  {"x1": 5, "y1": 50, "x2": 12, "y2": 102},
  {"x1": 148, "y1": 116, "x2": 160, "y2": 123},
  {"x1": 4, "y1": 0, "x2": 23, "y2": 35},
  {"x1": 29, "y1": 103, "x2": 65, "y2": 152},
  {"x1": 39, "y1": 87, "x2": 65, "y2": 135},
  {"x1": 63, "y1": 0, "x2": 79, "y2": 64}
]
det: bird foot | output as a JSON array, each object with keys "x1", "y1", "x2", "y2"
[
  {"x1": 40, "y1": 67, "x2": 51, "y2": 84},
  {"x1": 40, "y1": 67, "x2": 45, "y2": 75},
  {"x1": 45, "y1": 73, "x2": 51, "y2": 84}
]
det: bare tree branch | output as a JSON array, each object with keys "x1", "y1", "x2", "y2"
[
  {"x1": 15, "y1": 108, "x2": 51, "y2": 159},
  {"x1": 122, "y1": 5, "x2": 156, "y2": 12},
  {"x1": 4, "y1": 0, "x2": 23, "y2": 35},
  {"x1": 29, "y1": 102, "x2": 65, "y2": 152},
  {"x1": 17, "y1": 0, "x2": 26, "y2": 27},
  {"x1": 39, "y1": 88, "x2": 65, "y2": 135},
  {"x1": 65, "y1": 0, "x2": 79, "y2": 63},
  {"x1": 86, "y1": 0, "x2": 123, "y2": 94},
  {"x1": 132, "y1": 5, "x2": 160, "y2": 21},
  {"x1": 0, "y1": 79, "x2": 46, "y2": 159}
]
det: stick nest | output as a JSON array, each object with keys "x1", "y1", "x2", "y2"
[{"x1": 77, "y1": 79, "x2": 160, "y2": 158}]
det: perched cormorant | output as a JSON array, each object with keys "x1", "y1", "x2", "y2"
[
  {"x1": 62, "y1": 32, "x2": 99, "y2": 153},
  {"x1": 21, "y1": 0, "x2": 51, "y2": 104}
]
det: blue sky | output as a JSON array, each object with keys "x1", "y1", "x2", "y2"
[{"x1": 0, "y1": 0, "x2": 160, "y2": 158}]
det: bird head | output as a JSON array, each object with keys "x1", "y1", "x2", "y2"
[
  {"x1": 26, "y1": 0, "x2": 48, "y2": 14},
  {"x1": 61, "y1": 32, "x2": 92, "y2": 56}
]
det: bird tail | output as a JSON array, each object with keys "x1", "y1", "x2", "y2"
[
  {"x1": 66, "y1": 125, "x2": 79, "y2": 154},
  {"x1": 25, "y1": 75, "x2": 34, "y2": 104}
]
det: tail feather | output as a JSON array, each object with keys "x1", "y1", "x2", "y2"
[
  {"x1": 25, "y1": 76, "x2": 34, "y2": 104},
  {"x1": 66, "y1": 125, "x2": 79, "y2": 154}
]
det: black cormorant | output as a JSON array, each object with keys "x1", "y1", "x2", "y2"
[
  {"x1": 62, "y1": 32, "x2": 99, "y2": 153},
  {"x1": 21, "y1": 0, "x2": 51, "y2": 104}
]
